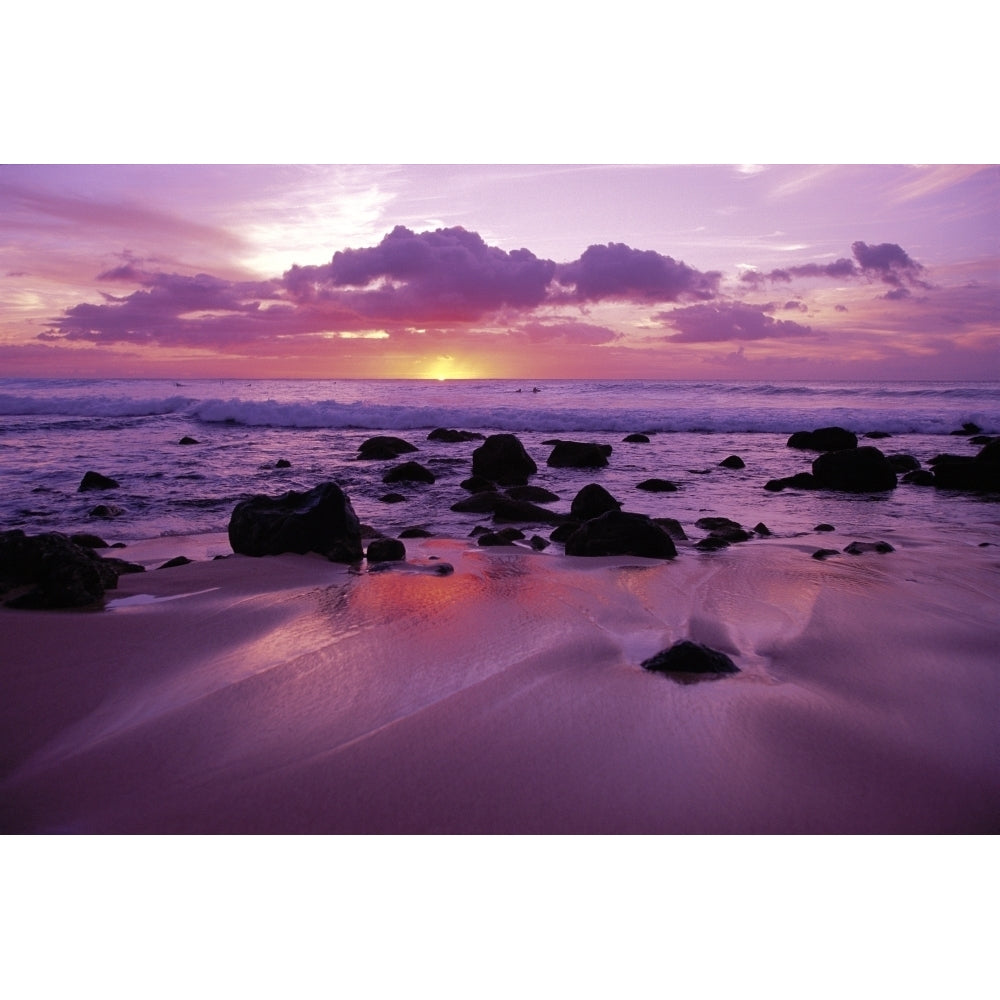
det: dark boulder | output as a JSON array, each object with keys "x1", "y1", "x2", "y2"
[
  {"x1": 491, "y1": 498, "x2": 568, "y2": 526},
  {"x1": 887, "y1": 454, "x2": 920, "y2": 473},
  {"x1": 787, "y1": 427, "x2": 858, "y2": 451},
  {"x1": 549, "y1": 522, "x2": 581, "y2": 543},
  {"x1": 814, "y1": 523, "x2": 836, "y2": 532},
  {"x1": 641, "y1": 640, "x2": 739, "y2": 678},
  {"x1": 570, "y1": 483, "x2": 621, "y2": 520},
  {"x1": 471, "y1": 434, "x2": 537, "y2": 486},
  {"x1": 399, "y1": 526, "x2": 433, "y2": 538},
  {"x1": 812, "y1": 548, "x2": 839, "y2": 560},
  {"x1": 367, "y1": 537, "x2": 406, "y2": 562},
  {"x1": 529, "y1": 535, "x2": 550, "y2": 551},
  {"x1": 654, "y1": 517, "x2": 687, "y2": 540},
  {"x1": 623, "y1": 433, "x2": 650, "y2": 443},
  {"x1": 383, "y1": 460, "x2": 435, "y2": 484},
  {"x1": 451, "y1": 492, "x2": 507, "y2": 514},
  {"x1": 812, "y1": 447, "x2": 897, "y2": 492},
  {"x1": 357, "y1": 436, "x2": 418, "y2": 460},
  {"x1": 79, "y1": 471, "x2": 120, "y2": 492},
  {"x1": 379, "y1": 492, "x2": 407, "y2": 503},
  {"x1": 719, "y1": 455, "x2": 745, "y2": 469},
  {"x1": 864, "y1": 431, "x2": 892, "y2": 439},
  {"x1": 505, "y1": 485, "x2": 560, "y2": 503},
  {"x1": 565, "y1": 511, "x2": 677, "y2": 559},
  {"x1": 695, "y1": 536, "x2": 730, "y2": 551},
  {"x1": 844, "y1": 540, "x2": 895, "y2": 554},
  {"x1": 477, "y1": 528, "x2": 525, "y2": 547},
  {"x1": 764, "y1": 472, "x2": 819, "y2": 492},
  {"x1": 636, "y1": 478, "x2": 678, "y2": 493},
  {"x1": 70, "y1": 532, "x2": 109, "y2": 548},
  {"x1": 158, "y1": 556, "x2": 193, "y2": 569},
  {"x1": 547, "y1": 440, "x2": 611, "y2": 468},
  {"x1": 460, "y1": 475, "x2": 497, "y2": 494},
  {"x1": 179, "y1": 436, "x2": 199, "y2": 445},
  {"x1": 427, "y1": 428, "x2": 483, "y2": 443},
  {"x1": 228, "y1": 481, "x2": 363, "y2": 562},
  {"x1": 89, "y1": 504, "x2": 125, "y2": 519},
  {"x1": 902, "y1": 469, "x2": 935, "y2": 486},
  {"x1": 752, "y1": 522, "x2": 772, "y2": 536},
  {"x1": 0, "y1": 530, "x2": 119, "y2": 608},
  {"x1": 932, "y1": 439, "x2": 1000, "y2": 491},
  {"x1": 275, "y1": 458, "x2": 292, "y2": 469}
]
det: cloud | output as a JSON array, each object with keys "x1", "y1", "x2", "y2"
[
  {"x1": 660, "y1": 302, "x2": 817, "y2": 343},
  {"x1": 739, "y1": 241, "x2": 927, "y2": 291},
  {"x1": 556, "y1": 242, "x2": 721, "y2": 303},
  {"x1": 512, "y1": 320, "x2": 621, "y2": 345}
]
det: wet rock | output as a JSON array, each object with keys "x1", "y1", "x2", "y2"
[
  {"x1": 79, "y1": 471, "x2": 120, "y2": 492},
  {"x1": 379, "y1": 492, "x2": 407, "y2": 503},
  {"x1": 529, "y1": 535, "x2": 550, "y2": 551},
  {"x1": 427, "y1": 428, "x2": 484, "y2": 443},
  {"x1": 179, "y1": 436, "x2": 199, "y2": 445},
  {"x1": 89, "y1": 504, "x2": 125, "y2": 519},
  {"x1": 812, "y1": 548, "x2": 839, "y2": 560},
  {"x1": 636, "y1": 478, "x2": 678, "y2": 492},
  {"x1": 654, "y1": 517, "x2": 687, "y2": 540},
  {"x1": 641, "y1": 640, "x2": 739, "y2": 679},
  {"x1": 367, "y1": 537, "x2": 406, "y2": 562},
  {"x1": 471, "y1": 434, "x2": 538, "y2": 486},
  {"x1": 0, "y1": 529, "x2": 120, "y2": 608},
  {"x1": 752, "y1": 522, "x2": 772, "y2": 536},
  {"x1": 357, "y1": 436, "x2": 418, "y2": 460},
  {"x1": 275, "y1": 458, "x2": 292, "y2": 469},
  {"x1": 491, "y1": 498, "x2": 568, "y2": 526},
  {"x1": 70, "y1": 533, "x2": 110, "y2": 549},
  {"x1": 451, "y1": 492, "x2": 506, "y2": 514},
  {"x1": 623, "y1": 433, "x2": 650, "y2": 443},
  {"x1": 695, "y1": 536, "x2": 730, "y2": 551},
  {"x1": 844, "y1": 540, "x2": 895, "y2": 554},
  {"x1": 902, "y1": 469, "x2": 934, "y2": 486},
  {"x1": 228, "y1": 481, "x2": 363, "y2": 562},
  {"x1": 787, "y1": 427, "x2": 858, "y2": 451},
  {"x1": 570, "y1": 483, "x2": 621, "y2": 520},
  {"x1": 864, "y1": 431, "x2": 892, "y2": 439},
  {"x1": 549, "y1": 522, "x2": 581, "y2": 543},
  {"x1": 812, "y1": 446, "x2": 897, "y2": 492},
  {"x1": 505, "y1": 485, "x2": 560, "y2": 503},
  {"x1": 887, "y1": 454, "x2": 920, "y2": 473},
  {"x1": 547, "y1": 440, "x2": 611, "y2": 468},
  {"x1": 477, "y1": 528, "x2": 524, "y2": 547},
  {"x1": 565, "y1": 511, "x2": 677, "y2": 559},
  {"x1": 399, "y1": 526, "x2": 433, "y2": 538},
  {"x1": 158, "y1": 556, "x2": 193, "y2": 569},
  {"x1": 764, "y1": 472, "x2": 820, "y2": 492},
  {"x1": 719, "y1": 455, "x2": 745, "y2": 469},
  {"x1": 932, "y1": 439, "x2": 1000, "y2": 491},
  {"x1": 460, "y1": 475, "x2": 497, "y2": 494},
  {"x1": 814, "y1": 523, "x2": 836, "y2": 532},
  {"x1": 383, "y1": 460, "x2": 435, "y2": 484}
]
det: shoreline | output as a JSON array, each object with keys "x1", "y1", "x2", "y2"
[{"x1": 3, "y1": 526, "x2": 998, "y2": 834}]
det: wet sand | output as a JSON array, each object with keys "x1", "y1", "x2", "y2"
[{"x1": 2, "y1": 530, "x2": 998, "y2": 833}]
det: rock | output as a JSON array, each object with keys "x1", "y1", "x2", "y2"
[
  {"x1": 844, "y1": 540, "x2": 895, "y2": 554},
  {"x1": 564, "y1": 511, "x2": 677, "y2": 559},
  {"x1": 654, "y1": 517, "x2": 687, "y2": 540},
  {"x1": 79, "y1": 471, "x2": 120, "y2": 492},
  {"x1": 864, "y1": 431, "x2": 892, "y2": 439},
  {"x1": 812, "y1": 447, "x2": 897, "y2": 492},
  {"x1": 379, "y1": 492, "x2": 407, "y2": 503},
  {"x1": 902, "y1": 469, "x2": 935, "y2": 486},
  {"x1": 179, "y1": 436, "x2": 199, "y2": 445},
  {"x1": 451, "y1": 492, "x2": 508, "y2": 514},
  {"x1": 812, "y1": 548, "x2": 839, "y2": 560},
  {"x1": 367, "y1": 537, "x2": 406, "y2": 562},
  {"x1": 471, "y1": 434, "x2": 537, "y2": 486},
  {"x1": 636, "y1": 478, "x2": 677, "y2": 492},
  {"x1": 752, "y1": 522, "x2": 772, "y2": 536},
  {"x1": 70, "y1": 532, "x2": 110, "y2": 548},
  {"x1": 932, "y1": 440, "x2": 1000, "y2": 491},
  {"x1": 89, "y1": 504, "x2": 125, "y2": 519},
  {"x1": 814, "y1": 523, "x2": 836, "y2": 532},
  {"x1": 477, "y1": 528, "x2": 524, "y2": 547},
  {"x1": 546, "y1": 440, "x2": 611, "y2": 468},
  {"x1": 719, "y1": 455, "x2": 745, "y2": 469},
  {"x1": 505, "y1": 485, "x2": 560, "y2": 503},
  {"x1": 787, "y1": 427, "x2": 858, "y2": 451},
  {"x1": 460, "y1": 475, "x2": 497, "y2": 493},
  {"x1": 228, "y1": 481, "x2": 363, "y2": 562},
  {"x1": 98, "y1": 556, "x2": 145, "y2": 575},
  {"x1": 158, "y1": 556, "x2": 193, "y2": 569},
  {"x1": 427, "y1": 428, "x2": 484, "y2": 442},
  {"x1": 623, "y1": 433, "x2": 650, "y2": 443},
  {"x1": 383, "y1": 461, "x2": 435, "y2": 484},
  {"x1": 399, "y1": 526, "x2": 433, "y2": 538},
  {"x1": 549, "y1": 522, "x2": 581, "y2": 543},
  {"x1": 887, "y1": 454, "x2": 920, "y2": 473},
  {"x1": 764, "y1": 472, "x2": 819, "y2": 492},
  {"x1": 491, "y1": 498, "x2": 568, "y2": 526},
  {"x1": 275, "y1": 458, "x2": 292, "y2": 468},
  {"x1": 0, "y1": 530, "x2": 119, "y2": 608},
  {"x1": 357, "y1": 436, "x2": 418, "y2": 460},
  {"x1": 641, "y1": 640, "x2": 739, "y2": 678},
  {"x1": 695, "y1": 536, "x2": 730, "y2": 551},
  {"x1": 570, "y1": 483, "x2": 621, "y2": 520},
  {"x1": 529, "y1": 535, "x2": 550, "y2": 551}
]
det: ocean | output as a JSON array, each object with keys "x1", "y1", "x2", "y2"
[{"x1": 1, "y1": 377, "x2": 998, "y2": 549}]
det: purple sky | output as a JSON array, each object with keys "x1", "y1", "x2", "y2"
[{"x1": 1, "y1": 164, "x2": 995, "y2": 379}]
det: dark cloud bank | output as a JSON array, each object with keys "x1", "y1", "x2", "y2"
[{"x1": 42, "y1": 226, "x2": 923, "y2": 350}]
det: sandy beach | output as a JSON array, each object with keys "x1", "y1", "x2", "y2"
[{"x1": 3, "y1": 526, "x2": 997, "y2": 834}]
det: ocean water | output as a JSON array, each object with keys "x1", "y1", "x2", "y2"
[{"x1": 1, "y1": 377, "x2": 998, "y2": 548}]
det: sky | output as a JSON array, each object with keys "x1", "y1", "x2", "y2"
[
  {"x1": 2, "y1": 5, "x2": 996, "y2": 382},
  {"x1": 1, "y1": 164, "x2": 996, "y2": 380}
]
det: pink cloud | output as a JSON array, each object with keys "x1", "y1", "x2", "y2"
[{"x1": 661, "y1": 302, "x2": 818, "y2": 343}]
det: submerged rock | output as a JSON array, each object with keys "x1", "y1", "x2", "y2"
[
  {"x1": 547, "y1": 440, "x2": 611, "y2": 468},
  {"x1": 570, "y1": 483, "x2": 621, "y2": 520},
  {"x1": 427, "y1": 428, "x2": 484, "y2": 443},
  {"x1": 357, "y1": 436, "x2": 418, "y2": 460},
  {"x1": 79, "y1": 471, "x2": 120, "y2": 492},
  {"x1": 812, "y1": 446, "x2": 897, "y2": 492},
  {"x1": 228, "y1": 481, "x2": 363, "y2": 562},
  {"x1": 719, "y1": 455, "x2": 745, "y2": 469},
  {"x1": 787, "y1": 427, "x2": 858, "y2": 451},
  {"x1": 367, "y1": 537, "x2": 406, "y2": 562},
  {"x1": 636, "y1": 478, "x2": 678, "y2": 493},
  {"x1": 843, "y1": 540, "x2": 895, "y2": 554},
  {"x1": 382, "y1": 460, "x2": 435, "y2": 484}
]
